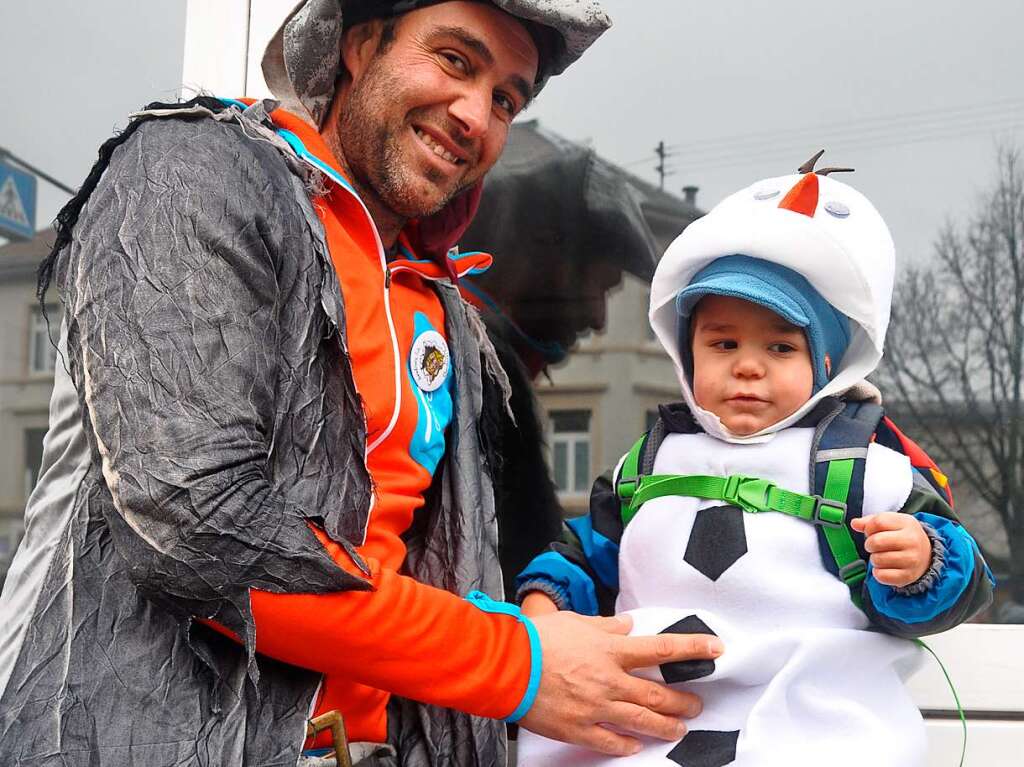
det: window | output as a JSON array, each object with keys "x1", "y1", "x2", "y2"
[
  {"x1": 24, "y1": 427, "x2": 46, "y2": 499},
  {"x1": 29, "y1": 305, "x2": 58, "y2": 375},
  {"x1": 549, "y1": 409, "x2": 591, "y2": 495},
  {"x1": 0, "y1": 515, "x2": 25, "y2": 589}
]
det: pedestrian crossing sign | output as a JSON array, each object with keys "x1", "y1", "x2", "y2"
[{"x1": 0, "y1": 159, "x2": 37, "y2": 241}]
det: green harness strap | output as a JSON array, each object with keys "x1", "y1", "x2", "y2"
[
  {"x1": 616, "y1": 436, "x2": 867, "y2": 603},
  {"x1": 616, "y1": 435, "x2": 964, "y2": 761}
]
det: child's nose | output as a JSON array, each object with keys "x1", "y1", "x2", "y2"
[{"x1": 733, "y1": 354, "x2": 766, "y2": 378}]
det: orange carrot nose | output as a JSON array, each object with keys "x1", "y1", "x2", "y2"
[{"x1": 778, "y1": 173, "x2": 819, "y2": 217}]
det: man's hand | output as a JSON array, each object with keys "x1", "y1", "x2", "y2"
[
  {"x1": 851, "y1": 512, "x2": 932, "y2": 587},
  {"x1": 518, "y1": 611, "x2": 721, "y2": 757}
]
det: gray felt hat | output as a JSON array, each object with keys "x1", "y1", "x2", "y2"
[{"x1": 262, "y1": 0, "x2": 611, "y2": 128}]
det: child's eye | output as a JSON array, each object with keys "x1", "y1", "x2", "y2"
[
  {"x1": 712, "y1": 340, "x2": 738, "y2": 350},
  {"x1": 769, "y1": 343, "x2": 797, "y2": 354}
]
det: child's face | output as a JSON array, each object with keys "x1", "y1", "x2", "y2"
[{"x1": 690, "y1": 295, "x2": 814, "y2": 436}]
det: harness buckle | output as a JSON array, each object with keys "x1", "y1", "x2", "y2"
[
  {"x1": 839, "y1": 559, "x2": 868, "y2": 586},
  {"x1": 813, "y1": 496, "x2": 848, "y2": 528},
  {"x1": 616, "y1": 475, "x2": 639, "y2": 502},
  {"x1": 722, "y1": 475, "x2": 774, "y2": 514}
]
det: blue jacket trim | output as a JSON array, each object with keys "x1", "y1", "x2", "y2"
[
  {"x1": 216, "y1": 98, "x2": 358, "y2": 194},
  {"x1": 866, "y1": 512, "x2": 979, "y2": 624},
  {"x1": 450, "y1": 250, "x2": 491, "y2": 275},
  {"x1": 273, "y1": 128, "x2": 358, "y2": 194},
  {"x1": 566, "y1": 515, "x2": 620, "y2": 589},
  {"x1": 515, "y1": 551, "x2": 600, "y2": 616},
  {"x1": 406, "y1": 312, "x2": 453, "y2": 475},
  {"x1": 302, "y1": 748, "x2": 333, "y2": 757},
  {"x1": 465, "y1": 591, "x2": 542, "y2": 723}
]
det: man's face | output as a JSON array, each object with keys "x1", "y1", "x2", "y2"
[
  {"x1": 690, "y1": 295, "x2": 814, "y2": 436},
  {"x1": 334, "y1": 2, "x2": 539, "y2": 220}
]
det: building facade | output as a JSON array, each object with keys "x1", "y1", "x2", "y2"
[
  {"x1": 0, "y1": 230, "x2": 55, "y2": 584},
  {"x1": 534, "y1": 183, "x2": 702, "y2": 514}
]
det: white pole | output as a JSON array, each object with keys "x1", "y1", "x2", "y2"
[
  {"x1": 245, "y1": 0, "x2": 300, "y2": 97},
  {"x1": 181, "y1": 0, "x2": 252, "y2": 98}
]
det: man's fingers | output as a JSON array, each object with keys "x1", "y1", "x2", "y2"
[
  {"x1": 573, "y1": 725, "x2": 642, "y2": 757},
  {"x1": 604, "y1": 702, "x2": 687, "y2": 743},
  {"x1": 617, "y1": 676, "x2": 703, "y2": 718},
  {"x1": 614, "y1": 632, "x2": 723, "y2": 671}
]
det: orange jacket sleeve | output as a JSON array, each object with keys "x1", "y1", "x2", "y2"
[{"x1": 241, "y1": 533, "x2": 539, "y2": 722}]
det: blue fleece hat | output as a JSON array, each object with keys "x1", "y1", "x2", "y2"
[{"x1": 676, "y1": 255, "x2": 851, "y2": 391}]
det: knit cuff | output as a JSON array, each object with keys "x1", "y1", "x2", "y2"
[
  {"x1": 893, "y1": 521, "x2": 947, "y2": 596},
  {"x1": 515, "y1": 578, "x2": 568, "y2": 611}
]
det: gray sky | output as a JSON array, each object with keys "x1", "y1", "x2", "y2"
[
  {"x1": 526, "y1": 0, "x2": 1024, "y2": 265},
  {"x1": 3, "y1": 0, "x2": 1022, "y2": 266},
  {"x1": 1, "y1": 0, "x2": 188, "y2": 240}
]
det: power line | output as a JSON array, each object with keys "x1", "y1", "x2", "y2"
[
  {"x1": 663, "y1": 96, "x2": 1024, "y2": 158},
  {"x1": 622, "y1": 154, "x2": 658, "y2": 168},
  {"x1": 675, "y1": 115, "x2": 1024, "y2": 174},
  {"x1": 0, "y1": 147, "x2": 76, "y2": 196},
  {"x1": 665, "y1": 104, "x2": 1024, "y2": 168}
]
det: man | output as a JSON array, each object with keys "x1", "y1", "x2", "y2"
[{"x1": 0, "y1": 3, "x2": 720, "y2": 765}]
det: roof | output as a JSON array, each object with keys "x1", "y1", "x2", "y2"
[
  {"x1": 0, "y1": 227, "x2": 54, "y2": 282},
  {"x1": 461, "y1": 120, "x2": 704, "y2": 281}
]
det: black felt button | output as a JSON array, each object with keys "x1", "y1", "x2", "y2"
[
  {"x1": 667, "y1": 729, "x2": 740, "y2": 766},
  {"x1": 684, "y1": 505, "x2": 747, "y2": 581},
  {"x1": 660, "y1": 614, "x2": 717, "y2": 683}
]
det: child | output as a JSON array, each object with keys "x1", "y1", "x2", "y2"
[{"x1": 515, "y1": 163, "x2": 993, "y2": 766}]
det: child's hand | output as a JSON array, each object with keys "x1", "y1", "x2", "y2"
[
  {"x1": 850, "y1": 513, "x2": 932, "y2": 588},
  {"x1": 521, "y1": 591, "x2": 560, "y2": 617}
]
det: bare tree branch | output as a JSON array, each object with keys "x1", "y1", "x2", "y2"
[{"x1": 879, "y1": 144, "x2": 1024, "y2": 602}]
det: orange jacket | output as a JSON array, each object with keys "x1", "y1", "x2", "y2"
[{"x1": 225, "y1": 107, "x2": 534, "y2": 746}]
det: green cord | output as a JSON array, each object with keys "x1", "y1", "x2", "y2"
[{"x1": 915, "y1": 638, "x2": 966, "y2": 767}]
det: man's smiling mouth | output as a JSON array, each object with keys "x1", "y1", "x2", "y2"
[{"x1": 414, "y1": 127, "x2": 465, "y2": 166}]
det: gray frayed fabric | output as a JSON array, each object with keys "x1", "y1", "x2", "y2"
[
  {"x1": 263, "y1": 0, "x2": 611, "y2": 127},
  {"x1": 0, "y1": 104, "x2": 509, "y2": 767}
]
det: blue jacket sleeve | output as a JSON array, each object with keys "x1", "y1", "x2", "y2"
[
  {"x1": 862, "y1": 479, "x2": 995, "y2": 638},
  {"x1": 515, "y1": 474, "x2": 625, "y2": 616}
]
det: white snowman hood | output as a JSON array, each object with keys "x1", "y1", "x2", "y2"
[{"x1": 650, "y1": 169, "x2": 895, "y2": 443}]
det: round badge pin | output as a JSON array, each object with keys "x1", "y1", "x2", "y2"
[{"x1": 410, "y1": 330, "x2": 450, "y2": 392}]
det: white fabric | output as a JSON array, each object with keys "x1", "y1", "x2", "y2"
[
  {"x1": 517, "y1": 429, "x2": 926, "y2": 767},
  {"x1": 0, "y1": 325, "x2": 92, "y2": 699},
  {"x1": 648, "y1": 173, "x2": 896, "y2": 443}
]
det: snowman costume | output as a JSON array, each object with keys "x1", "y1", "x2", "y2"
[{"x1": 515, "y1": 171, "x2": 993, "y2": 766}]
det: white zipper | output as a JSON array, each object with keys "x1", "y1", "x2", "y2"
[{"x1": 281, "y1": 132, "x2": 403, "y2": 539}]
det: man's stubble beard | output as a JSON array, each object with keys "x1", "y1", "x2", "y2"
[{"x1": 336, "y1": 56, "x2": 478, "y2": 221}]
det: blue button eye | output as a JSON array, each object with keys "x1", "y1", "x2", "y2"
[
  {"x1": 753, "y1": 188, "x2": 780, "y2": 201},
  {"x1": 825, "y1": 201, "x2": 850, "y2": 218}
]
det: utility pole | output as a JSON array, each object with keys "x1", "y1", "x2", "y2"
[{"x1": 654, "y1": 140, "x2": 673, "y2": 191}]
